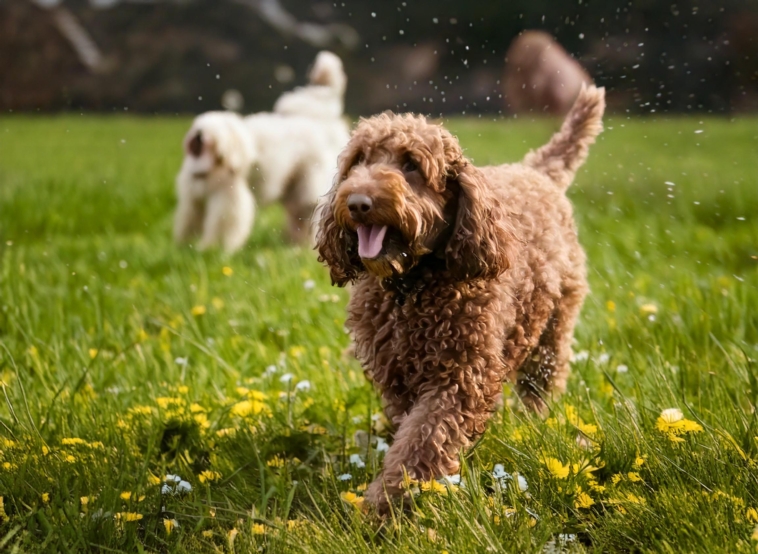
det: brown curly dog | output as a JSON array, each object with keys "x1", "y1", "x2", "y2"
[{"x1": 317, "y1": 85, "x2": 605, "y2": 513}]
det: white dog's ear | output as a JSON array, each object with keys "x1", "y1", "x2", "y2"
[
  {"x1": 186, "y1": 130, "x2": 204, "y2": 157},
  {"x1": 221, "y1": 118, "x2": 255, "y2": 174}
]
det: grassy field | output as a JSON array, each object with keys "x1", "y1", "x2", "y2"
[{"x1": 0, "y1": 113, "x2": 757, "y2": 553}]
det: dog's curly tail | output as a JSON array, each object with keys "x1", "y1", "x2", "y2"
[{"x1": 523, "y1": 84, "x2": 605, "y2": 190}]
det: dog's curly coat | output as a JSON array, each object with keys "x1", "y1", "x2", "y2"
[{"x1": 316, "y1": 85, "x2": 605, "y2": 512}]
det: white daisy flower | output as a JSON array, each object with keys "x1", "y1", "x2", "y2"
[
  {"x1": 174, "y1": 357, "x2": 188, "y2": 366},
  {"x1": 303, "y1": 279, "x2": 316, "y2": 290},
  {"x1": 573, "y1": 350, "x2": 590, "y2": 362},
  {"x1": 265, "y1": 365, "x2": 277, "y2": 374},
  {"x1": 279, "y1": 373, "x2": 294, "y2": 384},
  {"x1": 516, "y1": 474, "x2": 528, "y2": 491},
  {"x1": 162, "y1": 474, "x2": 192, "y2": 495},
  {"x1": 597, "y1": 353, "x2": 610, "y2": 364},
  {"x1": 349, "y1": 454, "x2": 365, "y2": 468},
  {"x1": 295, "y1": 380, "x2": 311, "y2": 392},
  {"x1": 374, "y1": 437, "x2": 390, "y2": 453},
  {"x1": 440, "y1": 474, "x2": 461, "y2": 486},
  {"x1": 337, "y1": 473, "x2": 352, "y2": 481},
  {"x1": 616, "y1": 364, "x2": 629, "y2": 373},
  {"x1": 492, "y1": 463, "x2": 511, "y2": 480}
]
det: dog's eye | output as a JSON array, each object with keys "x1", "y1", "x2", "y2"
[{"x1": 402, "y1": 159, "x2": 418, "y2": 173}]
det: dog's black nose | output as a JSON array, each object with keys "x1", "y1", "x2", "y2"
[{"x1": 347, "y1": 194, "x2": 373, "y2": 218}]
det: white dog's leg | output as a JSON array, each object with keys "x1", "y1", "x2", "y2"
[
  {"x1": 222, "y1": 183, "x2": 255, "y2": 253},
  {"x1": 198, "y1": 180, "x2": 254, "y2": 253},
  {"x1": 174, "y1": 195, "x2": 204, "y2": 244}
]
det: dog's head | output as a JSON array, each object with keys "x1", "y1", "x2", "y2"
[
  {"x1": 316, "y1": 112, "x2": 516, "y2": 287},
  {"x1": 181, "y1": 112, "x2": 255, "y2": 177}
]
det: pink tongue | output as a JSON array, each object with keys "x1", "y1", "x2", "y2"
[{"x1": 356, "y1": 225, "x2": 388, "y2": 259}]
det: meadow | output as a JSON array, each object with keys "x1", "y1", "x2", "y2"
[{"x1": 0, "y1": 113, "x2": 756, "y2": 553}]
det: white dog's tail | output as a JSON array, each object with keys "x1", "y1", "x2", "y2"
[
  {"x1": 523, "y1": 85, "x2": 605, "y2": 190},
  {"x1": 307, "y1": 51, "x2": 347, "y2": 95}
]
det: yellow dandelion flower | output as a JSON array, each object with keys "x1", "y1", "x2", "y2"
[
  {"x1": 216, "y1": 428, "x2": 237, "y2": 438},
  {"x1": 679, "y1": 419, "x2": 703, "y2": 432},
  {"x1": 129, "y1": 405, "x2": 153, "y2": 416},
  {"x1": 748, "y1": 508, "x2": 758, "y2": 524},
  {"x1": 211, "y1": 297, "x2": 224, "y2": 310},
  {"x1": 611, "y1": 474, "x2": 623, "y2": 485},
  {"x1": 199, "y1": 470, "x2": 222, "y2": 483},
  {"x1": 656, "y1": 408, "x2": 703, "y2": 440},
  {"x1": 633, "y1": 456, "x2": 645, "y2": 468},
  {"x1": 623, "y1": 492, "x2": 645, "y2": 504},
  {"x1": 267, "y1": 455, "x2": 285, "y2": 468},
  {"x1": 252, "y1": 523, "x2": 266, "y2": 535},
  {"x1": 232, "y1": 399, "x2": 265, "y2": 418},
  {"x1": 61, "y1": 438, "x2": 86, "y2": 446},
  {"x1": 288, "y1": 345, "x2": 306, "y2": 358},
  {"x1": 193, "y1": 413, "x2": 210, "y2": 428},
  {"x1": 191, "y1": 305, "x2": 206, "y2": 316},
  {"x1": 543, "y1": 457, "x2": 570, "y2": 479},
  {"x1": 80, "y1": 496, "x2": 89, "y2": 507},
  {"x1": 115, "y1": 512, "x2": 143, "y2": 522},
  {"x1": 639, "y1": 303, "x2": 658, "y2": 315},
  {"x1": 512, "y1": 428, "x2": 524, "y2": 442},
  {"x1": 606, "y1": 300, "x2": 616, "y2": 312},
  {"x1": 420, "y1": 480, "x2": 448, "y2": 494},
  {"x1": 136, "y1": 328, "x2": 149, "y2": 342},
  {"x1": 222, "y1": 266, "x2": 233, "y2": 276},
  {"x1": 88, "y1": 348, "x2": 98, "y2": 359},
  {"x1": 41, "y1": 493, "x2": 50, "y2": 503},
  {"x1": 590, "y1": 482, "x2": 607, "y2": 493},
  {"x1": 565, "y1": 405, "x2": 579, "y2": 425},
  {"x1": 163, "y1": 518, "x2": 176, "y2": 535},
  {"x1": 156, "y1": 397, "x2": 184, "y2": 409},
  {"x1": 627, "y1": 472, "x2": 643, "y2": 483},
  {"x1": 340, "y1": 491, "x2": 365, "y2": 510},
  {"x1": 147, "y1": 473, "x2": 161, "y2": 486},
  {"x1": 120, "y1": 491, "x2": 132, "y2": 501},
  {"x1": 64, "y1": 454, "x2": 76, "y2": 463},
  {"x1": 42, "y1": 445, "x2": 50, "y2": 455},
  {"x1": 578, "y1": 422, "x2": 598, "y2": 435},
  {"x1": 209, "y1": 507, "x2": 216, "y2": 518},
  {"x1": 286, "y1": 519, "x2": 303, "y2": 531},
  {"x1": 202, "y1": 529, "x2": 213, "y2": 538},
  {"x1": 574, "y1": 492, "x2": 595, "y2": 509},
  {"x1": 177, "y1": 385, "x2": 189, "y2": 394}
]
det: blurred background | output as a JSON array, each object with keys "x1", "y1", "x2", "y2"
[{"x1": 1, "y1": 0, "x2": 757, "y2": 116}]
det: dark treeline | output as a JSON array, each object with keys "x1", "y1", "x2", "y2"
[{"x1": 1, "y1": 0, "x2": 756, "y2": 115}]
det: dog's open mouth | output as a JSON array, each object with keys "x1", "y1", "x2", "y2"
[{"x1": 356, "y1": 224, "x2": 388, "y2": 259}]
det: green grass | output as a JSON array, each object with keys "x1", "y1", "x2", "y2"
[{"x1": 0, "y1": 113, "x2": 757, "y2": 553}]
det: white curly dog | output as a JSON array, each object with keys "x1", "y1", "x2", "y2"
[{"x1": 174, "y1": 51, "x2": 350, "y2": 252}]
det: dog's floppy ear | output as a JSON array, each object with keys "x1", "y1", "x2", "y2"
[
  {"x1": 315, "y1": 142, "x2": 365, "y2": 286},
  {"x1": 445, "y1": 161, "x2": 517, "y2": 280},
  {"x1": 315, "y1": 188, "x2": 361, "y2": 287}
]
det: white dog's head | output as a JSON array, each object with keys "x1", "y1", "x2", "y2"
[{"x1": 181, "y1": 111, "x2": 256, "y2": 178}]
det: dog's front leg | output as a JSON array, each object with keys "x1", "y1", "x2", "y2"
[{"x1": 365, "y1": 384, "x2": 488, "y2": 514}]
